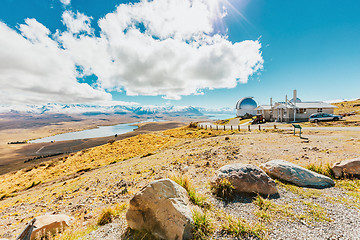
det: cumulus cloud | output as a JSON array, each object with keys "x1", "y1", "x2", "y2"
[
  {"x1": 62, "y1": 11, "x2": 93, "y2": 34},
  {"x1": 0, "y1": 20, "x2": 111, "y2": 104},
  {"x1": 0, "y1": 0, "x2": 263, "y2": 104},
  {"x1": 60, "y1": 0, "x2": 71, "y2": 6},
  {"x1": 60, "y1": 0, "x2": 263, "y2": 100}
]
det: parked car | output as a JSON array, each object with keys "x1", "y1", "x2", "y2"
[{"x1": 309, "y1": 113, "x2": 343, "y2": 123}]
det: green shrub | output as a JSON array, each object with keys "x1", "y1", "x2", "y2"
[
  {"x1": 170, "y1": 174, "x2": 209, "y2": 208},
  {"x1": 211, "y1": 178, "x2": 235, "y2": 201},
  {"x1": 222, "y1": 216, "x2": 266, "y2": 239},
  {"x1": 97, "y1": 203, "x2": 127, "y2": 226},
  {"x1": 253, "y1": 194, "x2": 272, "y2": 211},
  {"x1": 97, "y1": 208, "x2": 115, "y2": 226},
  {"x1": 192, "y1": 210, "x2": 214, "y2": 240},
  {"x1": 306, "y1": 163, "x2": 335, "y2": 178}
]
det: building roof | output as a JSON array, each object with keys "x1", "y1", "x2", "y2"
[
  {"x1": 294, "y1": 102, "x2": 337, "y2": 109},
  {"x1": 273, "y1": 101, "x2": 336, "y2": 109},
  {"x1": 255, "y1": 105, "x2": 272, "y2": 110},
  {"x1": 273, "y1": 103, "x2": 296, "y2": 109}
]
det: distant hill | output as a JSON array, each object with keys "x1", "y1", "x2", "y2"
[{"x1": 333, "y1": 99, "x2": 360, "y2": 115}]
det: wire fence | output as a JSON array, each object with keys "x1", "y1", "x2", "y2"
[{"x1": 197, "y1": 123, "x2": 264, "y2": 131}]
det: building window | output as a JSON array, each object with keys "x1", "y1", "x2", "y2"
[
  {"x1": 317, "y1": 108, "x2": 323, "y2": 112},
  {"x1": 296, "y1": 108, "x2": 306, "y2": 114}
]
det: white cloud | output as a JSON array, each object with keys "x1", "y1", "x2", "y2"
[
  {"x1": 0, "y1": 20, "x2": 111, "y2": 104},
  {"x1": 59, "y1": 0, "x2": 263, "y2": 100},
  {"x1": 62, "y1": 11, "x2": 93, "y2": 34},
  {"x1": 60, "y1": 0, "x2": 71, "y2": 6},
  {"x1": 0, "y1": 0, "x2": 263, "y2": 104}
]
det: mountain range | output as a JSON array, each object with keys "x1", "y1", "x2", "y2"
[{"x1": 0, "y1": 103, "x2": 234, "y2": 118}]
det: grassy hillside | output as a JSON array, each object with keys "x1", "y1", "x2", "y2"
[
  {"x1": 0, "y1": 134, "x2": 177, "y2": 198},
  {"x1": 1, "y1": 126, "x2": 360, "y2": 239},
  {"x1": 333, "y1": 99, "x2": 360, "y2": 115}
]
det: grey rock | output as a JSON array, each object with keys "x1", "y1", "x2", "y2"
[
  {"x1": 212, "y1": 163, "x2": 278, "y2": 196},
  {"x1": 261, "y1": 160, "x2": 335, "y2": 188},
  {"x1": 126, "y1": 179, "x2": 194, "y2": 240},
  {"x1": 332, "y1": 158, "x2": 360, "y2": 178}
]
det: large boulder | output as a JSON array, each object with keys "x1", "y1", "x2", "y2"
[
  {"x1": 332, "y1": 158, "x2": 360, "y2": 178},
  {"x1": 261, "y1": 160, "x2": 335, "y2": 188},
  {"x1": 126, "y1": 179, "x2": 194, "y2": 240},
  {"x1": 30, "y1": 214, "x2": 73, "y2": 240},
  {"x1": 211, "y1": 163, "x2": 279, "y2": 196}
]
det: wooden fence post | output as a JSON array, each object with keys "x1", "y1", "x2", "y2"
[
  {"x1": 231, "y1": 125, "x2": 233, "y2": 131},
  {"x1": 224, "y1": 125, "x2": 226, "y2": 131},
  {"x1": 238, "y1": 125, "x2": 240, "y2": 131},
  {"x1": 248, "y1": 125, "x2": 251, "y2": 131}
]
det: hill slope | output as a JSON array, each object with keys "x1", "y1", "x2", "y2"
[{"x1": 0, "y1": 126, "x2": 360, "y2": 239}]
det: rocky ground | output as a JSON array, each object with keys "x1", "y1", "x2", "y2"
[{"x1": 1, "y1": 126, "x2": 360, "y2": 239}]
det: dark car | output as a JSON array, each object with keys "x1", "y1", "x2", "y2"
[{"x1": 309, "y1": 113, "x2": 343, "y2": 123}]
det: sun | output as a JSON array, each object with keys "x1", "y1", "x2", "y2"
[{"x1": 205, "y1": 0, "x2": 251, "y2": 34}]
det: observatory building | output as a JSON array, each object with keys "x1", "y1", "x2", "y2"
[
  {"x1": 235, "y1": 97, "x2": 258, "y2": 117},
  {"x1": 255, "y1": 90, "x2": 336, "y2": 122}
]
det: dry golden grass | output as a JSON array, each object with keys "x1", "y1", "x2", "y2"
[
  {"x1": 163, "y1": 126, "x2": 242, "y2": 139},
  {"x1": 333, "y1": 99, "x2": 360, "y2": 115},
  {"x1": 0, "y1": 133, "x2": 177, "y2": 197}
]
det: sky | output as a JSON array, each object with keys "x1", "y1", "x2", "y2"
[{"x1": 0, "y1": 0, "x2": 359, "y2": 108}]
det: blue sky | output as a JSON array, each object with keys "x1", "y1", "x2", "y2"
[{"x1": 0, "y1": 0, "x2": 359, "y2": 108}]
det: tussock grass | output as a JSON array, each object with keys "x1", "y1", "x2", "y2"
[
  {"x1": 306, "y1": 162, "x2": 335, "y2": 178},
  {"x1": 192, "y1": 210, "x2": 214, "y2": 240},
  {"x1": 221, "y1": 215, "x2": 266, "y2": 239},
  {"x1": 300, "y1": 200, "x2": 332, "y2": 222},
  {"x1": 55, "y1": 222, "x2": 98, "y2": 240},
  {"x1": 169, "y1": 174, "x2": 209, "y2": 209},
  {"x1": 97, "y1": 203, "x2": 128, "y2": 226},
  {"x1": 253, "y1": 195, "x2": 294, "y2": 222},
  {"x1": 336, "y1": 179, "x2": 360, "y2": 192},
  {"x1": 210, "y1": 178, "x2": 235, "y2": 201},
  {"x1": 335, "y1": 179, "x2": 360, "y2": 207},
  {"x1": 254, "y1": 195, "x2": 272, "y2": 211},
  {"x1": 275, "y1": 180, "x2": 322, "y2": 199},
  {"x1": 0, "y1": 134, "x2": 176, "y2": 196},
  {"x1": 97, "y1": 208, "x2": 114, "y2": 226}
]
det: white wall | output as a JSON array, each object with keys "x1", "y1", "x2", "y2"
[
  {"x1": 236, "y1": 109, "x2": 257, "y2": 117},
  {"x1": 288, "y1": 108, "x2": 334, "y2": 121}
]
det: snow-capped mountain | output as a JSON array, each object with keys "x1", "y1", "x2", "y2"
[
  {"x1": 0, "y1": 103, "x2": 208, "y2": 117},
  {"x1": 0, "y1": 103, "x2": 238, "y2": 119}
]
